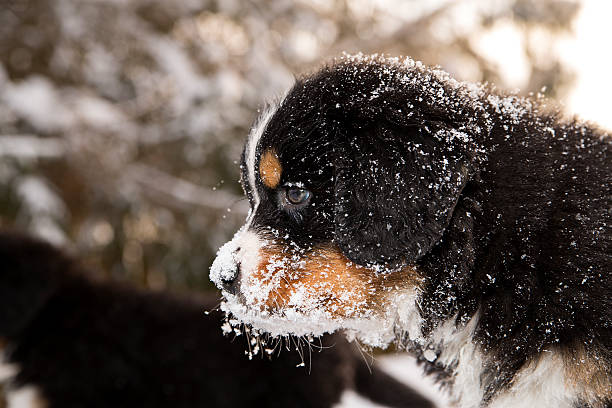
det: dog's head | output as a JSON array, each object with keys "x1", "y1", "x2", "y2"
[{"x1": 211, "y1": 55, "x2": 484, "y2": 346}]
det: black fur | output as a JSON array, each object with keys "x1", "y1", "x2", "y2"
[
  {"x1": 239, "y1": 55, "x2": 611, "y2": 404},
  {"x1": 0, "y1": 231, "x2": 433, "y2": 408}
]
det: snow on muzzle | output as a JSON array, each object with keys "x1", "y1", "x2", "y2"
[{"x1": 210, "y1": 229, "x2": 263, "y2": 295}]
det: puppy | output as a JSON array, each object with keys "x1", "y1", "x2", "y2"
[
  {"x1": 0, "y1": 232, "x2": 433, "y2": 408},
  {"x1": 210, "y1": 54, "x2": 611, "y2": 408}
]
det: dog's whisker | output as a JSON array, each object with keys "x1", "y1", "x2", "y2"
[{"x1": 352, "y1": 339, "x2": 373, "y2": 374}]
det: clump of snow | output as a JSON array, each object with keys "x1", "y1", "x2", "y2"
[
  {"x1": 220, "y1": 292, "x2": 398, "y2": 349},
  {"x1": 210, "y1": 228, "x2": 263, "y2": 286}
]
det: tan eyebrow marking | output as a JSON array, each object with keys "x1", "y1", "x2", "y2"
[{"x1": 259, "y1": 148, "x2": 282, "y2": 189}]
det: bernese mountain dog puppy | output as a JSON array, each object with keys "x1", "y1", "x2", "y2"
[
  {"x1": 0, "y1": 232, "x2": 433, "y2": 408},
  {"x1": 210, "y1": 54, "x2": 611, "y2": 408}
]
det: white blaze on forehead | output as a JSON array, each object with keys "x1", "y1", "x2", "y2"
[
  {"x1": 245, "y1": 105, "x2": 278, "y2": 225},
  {"x1": 210, "y1": 102, "x2": 278, "y2": 288}
]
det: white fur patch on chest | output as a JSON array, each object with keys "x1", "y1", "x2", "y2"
[
  {"x1": 418, "y1": 314, "x2": 586, "y2": 408},
  {"x1": 426, "y1": 313, "x2": 485, "y2": 408},
  {"x1": 394, "y1": 290, "x2": 425, "y2": 343},
  {"x1": 489, "y1": 351, "x2": 577, "y2": 408}
]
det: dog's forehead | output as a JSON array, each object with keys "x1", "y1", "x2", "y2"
[
  {"x1": 243, "y1": 55, "x2": 458, "y2": 191},
  {"x1": 245, "y1": 112, "x2": 336, "y2": 193},
  {"x1": 247, "y1": 60, "x2": 418, "y2": 168}
]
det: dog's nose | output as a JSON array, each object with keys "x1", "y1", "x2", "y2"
[
  {"x1": 220, "y1": 262, "x2": 240, "y2": 295},
  {"x1": 210, "y1": 243, "x2": 244, "y2": 293}
]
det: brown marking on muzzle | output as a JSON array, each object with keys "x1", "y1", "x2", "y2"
[{"x1": 250, "y1": 244, "x2": 420, "y2": 318}]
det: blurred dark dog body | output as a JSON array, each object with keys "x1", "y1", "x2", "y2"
[
  {"x1": 210, "y1": 55, "x2": 611, "y2": 407},
  {"x1": 0, "y1": 232, "x2": 433, "y2": 408}
]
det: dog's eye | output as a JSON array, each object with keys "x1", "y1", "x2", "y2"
[{"x1": 284, "y1": 187, "x2": 311, "y2": 206}]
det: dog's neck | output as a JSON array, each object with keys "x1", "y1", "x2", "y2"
[
  {"x1": 382, "y1": 291, "x2": 606, "y2": 408},
  {"x1": 386, "y1": 291, "x2": 484, "y2": 406}
]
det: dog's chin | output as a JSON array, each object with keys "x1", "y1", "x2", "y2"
[{"x1": 219, "y1": 290, "x2": 407, "y2": 349}]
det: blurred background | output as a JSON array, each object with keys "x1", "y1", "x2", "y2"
[{"x1": 0, "y1": 0, "x2": 609, "y2": 293}]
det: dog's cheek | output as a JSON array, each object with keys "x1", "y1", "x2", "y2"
[
  {"x1": 239, "y1": 245, "x2": 303, "y2": 311},
  {"x1": 245, "y1": 246, "x2": 420, "y2": 318}
]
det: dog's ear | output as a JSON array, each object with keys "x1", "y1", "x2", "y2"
[{"x1": 333, "y1": 119, "x2": 473, "y2": 269}]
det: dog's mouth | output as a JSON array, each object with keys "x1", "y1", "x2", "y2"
[
  {"x1": 217, "y1": 284, "x2": 423, "y2": 349},
  {"x1": 211, "y1": 231, "x2": 424, "y2": 347},
  {"x1": 218, "y1": 288, "x2": 351, "y2": 338}
]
